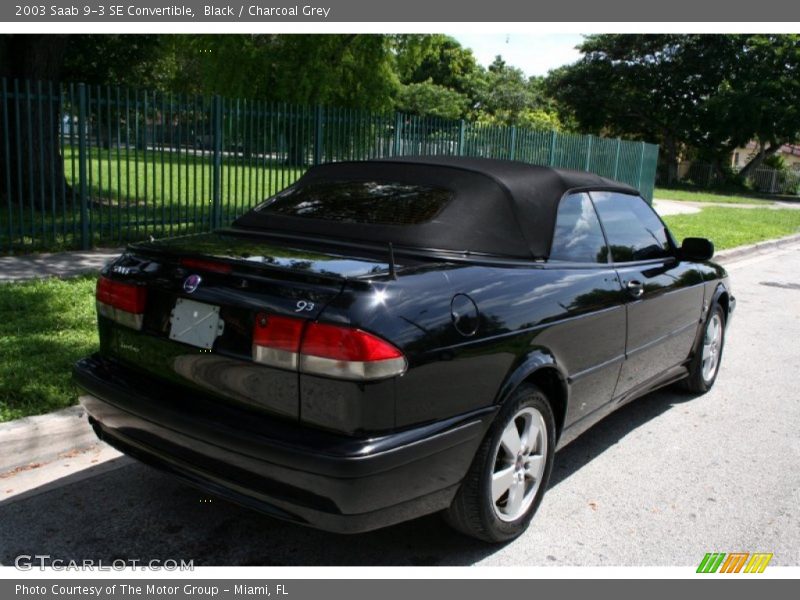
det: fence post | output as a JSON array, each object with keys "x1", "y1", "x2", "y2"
[
  {"x1": 211, "y1": 95, "x2": 222, "y2": 229},
  {"x1": 509, "y1": 126, "x2": 517, "y2": 161},
  {"x1": 393, "y1": 112, "x2": 403, "y2": 156},
  {"x1": 637, "y1": 141, "x2": 646, "y2": 194},
  {"x1": 1, "y1": 78, "x2": 10, "y2": 253},
  {"x1": 458, "y1": 119, "x2": 466, "y2": 156},
  {"x1": 613, "y1": 138, "x2": 622, "y2": 179},
  {"x1": 313, "y1": 104, "x2": 324, "y2": 165},
  {"x1": 77, "y1": 83, "x2": 89, "y2": 250},
  {"x1": 549, "y1": 130, "x2": 558, "y2": 166},
  {"x1": 770, "y1": 169, "x2": 778, "y2": 194},
  {"x1": 585, "y1": 134, "x2": 593, "y2": 171}
]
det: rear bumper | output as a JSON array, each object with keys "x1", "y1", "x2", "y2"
[{"x1": 74, "y1": 355, "x2": 495, "y2": 534}]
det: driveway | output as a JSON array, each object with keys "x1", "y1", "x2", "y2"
[{"x1": 1, "y1": 243, "x2": 798, "y2": 567}]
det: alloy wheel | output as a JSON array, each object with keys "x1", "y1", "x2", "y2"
[
  {"x1": 701, "y1": 312, "x2": 723, "y2": 382},
  {"x1": 490, "y1": 406, "x2": 548, "y2": 522}
]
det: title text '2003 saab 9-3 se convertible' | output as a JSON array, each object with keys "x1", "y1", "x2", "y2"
[{"x1": 75, "y1": 156, "x2": 734, "y2": 542}]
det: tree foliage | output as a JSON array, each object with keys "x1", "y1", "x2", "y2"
[
  {"x1": 394, "y1": 34, "x2": 485, "y2": 106},
  {"x1": 546, "y1": 34, "x2": 800, "y2": 181},
  {"x1": 395, "y1": 80, "x2": 470, "y2": 120},
  {"x1": 391, "y1": 38, "x2": 564, "y2": 127},
  {"x1": 156, "y1": 35, "x2": 400, "y2": 111},
  {"x1": 475, "y1": 57, "x2": 561, "y2": 128},
  {"x1": 61, "y1": 35, "x2": 169, "y2": 88}
]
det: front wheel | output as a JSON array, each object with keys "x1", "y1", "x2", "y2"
[{"x1": 444, "y1": 384, "x2": 555, "y2": 543}]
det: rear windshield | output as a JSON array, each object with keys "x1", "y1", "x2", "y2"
[{"x1": 254, "y1": 180, "x2": 453, "y2": 226}]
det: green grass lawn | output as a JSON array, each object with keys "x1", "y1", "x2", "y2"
[
  {"x1": 663, "y1": 206, "x2": 800, "y2": 250},
  {"x1": 0, "y1": 276, "x2": 97, "y2": 422},
  {"x1": 1, "y1": 147, "x2": 306, "y2": 254},
  {"x1": 655, "y1": 187, "x2": 779, "y2": 205},
  {"x1": 66, "y1": 147, "x2": 306, "y2": 210}
]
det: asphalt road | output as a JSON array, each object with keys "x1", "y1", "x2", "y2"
[{"x1": 1, "y1": 244, "x2": 799, "y2": 567}]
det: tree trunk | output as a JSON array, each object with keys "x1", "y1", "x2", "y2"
[
  {"x1": 738, "y1": 141, "x2": 782, "y2": 180},
  {"x1": 708, "y1": 158, "x2": 729, "y2": 186},
  {"x1": 0, "y1": 35, "x2": 71, "y2": 211},
  {"x1": 662, "y1": 134, "x2": 679, "y2": 184}
]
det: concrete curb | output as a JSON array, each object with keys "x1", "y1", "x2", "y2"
[
  {"x1": 2, "y1": 233, "x2": 799, "y2": 476},
  {"x1": 714, "y1": 232, "x2": 800, "y2": 264},
  {"x1": 0, "y1": 405, "x2": 96, "y2": 474}
]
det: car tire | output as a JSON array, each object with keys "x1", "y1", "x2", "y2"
[
  {"x1": 680, "y1": 303, "x2": 726, "y2": 394},
  {"x1": 444, "y1": 383, "x2": 555, "y2": 543}
]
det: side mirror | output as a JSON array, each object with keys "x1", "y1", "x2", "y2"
[{"x1": 680, "y1": 237, "x2": 714, "y2": 261}]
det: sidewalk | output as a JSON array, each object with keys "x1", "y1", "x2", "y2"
[
  {"x1": 654, "y1": 197, "x2": 800, "y2": 215},
  {"x1": 0, "y1": 248, "x2": 123, "y2": 282}
]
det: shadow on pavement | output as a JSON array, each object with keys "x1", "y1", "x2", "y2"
[
  {"x1": 0, "y1": 387, "x2": 694, "y2": 567},
  {"x1": 549, "y1": 387, "x2": 693, "y2": 489}
]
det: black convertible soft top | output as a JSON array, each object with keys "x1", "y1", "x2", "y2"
[{"x1": 233, "y1": 156, "x2": 640, "y2": 259}]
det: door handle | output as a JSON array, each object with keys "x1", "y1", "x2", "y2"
[{"x1": 626, "y1": 279, "x2": 644, "y2": 299}]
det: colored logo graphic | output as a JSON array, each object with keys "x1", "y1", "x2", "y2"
[
  {"x1": 697, "y1": 552, "x2": 773, "y2": 573},
  {"x1": 183, "y1": 274, "x2": 202, "y2": 294}
]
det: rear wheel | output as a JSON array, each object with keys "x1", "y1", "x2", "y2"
[
  {"x1": 444, "y1": 384, "x2": 555, "y2": 543},
  {"x1": 681, "y1": 303, "x2": 726, "y2": 393}
]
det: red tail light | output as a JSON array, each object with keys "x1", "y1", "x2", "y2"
[
  {"x1": 252, "y1": 313, "x2": 305, "y2": 370},
  {"x1": 179, "y1": 257, "x2": 232, "y2": 274},
  {"x1": 300, "y1": 322, "x2": 406, "y2": 380},
  {"x1": 96, "y1": 276, "x2": 147, "y2": 329},
  {"x1": 252, "y1": 315, "x2": 406, "y2": 381}
]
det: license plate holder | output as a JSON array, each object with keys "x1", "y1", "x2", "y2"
[{"x1": 169, "y1": 298, "x2": 224, "y2": 350}]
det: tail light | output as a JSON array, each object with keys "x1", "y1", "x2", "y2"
[
  {"x1": 300, "y1": 322, "x2": 406, "y2": 380},
  {"x1": 96, "y1": 276, "x2": 147, "y2": 330},
  {"x1": 252, "y1": 313, "x2": 305, "y2": 370},
  {"x1": 252, "y1": 315, "x2": 406, "y2": 381}
]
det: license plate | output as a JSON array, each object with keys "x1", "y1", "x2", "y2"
[{"x1": 169, "y1": 298, "x2": 225, "y2": 350}]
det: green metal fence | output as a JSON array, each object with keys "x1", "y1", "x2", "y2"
[{"x1": 0, "y1": 78, "x2": 659, "y2": 254}]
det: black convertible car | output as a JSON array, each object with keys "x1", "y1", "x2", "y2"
[{"x1": 75, "y1": 156, "x2": 734, "y2": 542}]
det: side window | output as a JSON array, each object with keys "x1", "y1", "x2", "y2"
[
  {"x1": 549, "y1": 192, "x2": 608, "y2": 263},
  {"x1": 590, "y1": 192, "x2": 673, "y2": 262}
]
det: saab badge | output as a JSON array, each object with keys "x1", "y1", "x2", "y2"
[{"x1": 183, "y1": 274, "x2": 202, "y2": 294}]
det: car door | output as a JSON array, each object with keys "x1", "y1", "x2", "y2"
[
  {"x1": 546, "y1": 192, "x2": 627, "y2": 424},
  {"x1": 589, "y1": 191, "x2": 705, "y2": 399}
]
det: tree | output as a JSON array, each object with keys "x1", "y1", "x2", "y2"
[
  {"x1": 165, "y1": 35, "x2": 399, "y2": 111},
  {"x1": 478, "y1": 107, "x2": 563, "y2": 131},
  {"x1": 0, "y1": 35, "x2": 70, "y2": 207},
  {"x1": 394, "y1": 34, "x2": 484, "y2": 107},
  {"x1": 395, "y1": 80, "x2": 469, "y2": 120},
  {"x1": 473, "y1": 56, "x2": 562, "y2": 128},
  {"x1": 269, "y1": 35, "x2": 399, "y2": 111},
  {"x1": 546, "y1": 34, "x2": 800, "y2": 184},
  {"x1": 546, "y1": 35, "x2": 730, "y2": 182},
  {"x1": 697, "y1": 35, "x2": 800, "y2": 179},
  {"x1": 62, "y1": 35, "x2": 168, "y2": 88},
  {"x1": 1, "y1": 34, "x2": 174, "y2": 207}
]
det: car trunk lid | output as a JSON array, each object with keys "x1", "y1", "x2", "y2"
[{"x1": 98, "y1": 231, "x2": 399, "y2": 420}]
